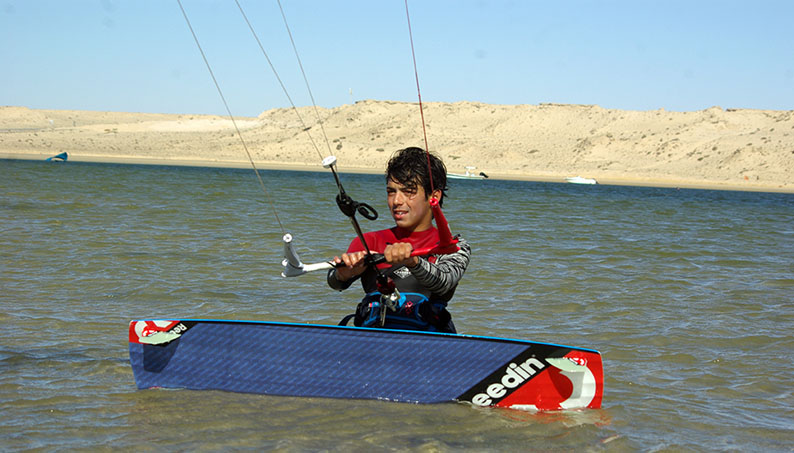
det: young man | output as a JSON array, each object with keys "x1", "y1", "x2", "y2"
[{"x1": 327, "y1": 147, "x2": 471, "y2": 332}]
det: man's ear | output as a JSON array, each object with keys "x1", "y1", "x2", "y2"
[{"x1": 429, "y1": 189, "x2": 443, "y2": 202}]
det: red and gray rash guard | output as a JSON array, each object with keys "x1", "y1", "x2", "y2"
[{"x1": 327, "y1": 227, "x2": 471, "y2": 303}]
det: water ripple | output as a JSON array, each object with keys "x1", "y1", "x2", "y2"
[{"x1": 1, "y1": 161, "x2": 793, "y2": 450}]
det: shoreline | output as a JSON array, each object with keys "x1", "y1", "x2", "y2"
[
  {"x1": 2, "y1": 102, "x2": 793, "y2": 194},
  {"x1": 4, "y1": 152, "x2": 792, "y2": 194}
]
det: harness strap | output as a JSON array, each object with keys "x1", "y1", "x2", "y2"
[{"x1": 338, "y1": 313, "x2": 356, "y2": 326}]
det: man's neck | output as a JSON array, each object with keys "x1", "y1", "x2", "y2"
[{"x1": 393, "y1": 224, "x2": 435, "y2": 238}]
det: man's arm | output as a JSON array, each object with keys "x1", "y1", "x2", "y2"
[
  {"x1": 327, "y1": 240, "x2": 370, "y2": 291},
  {"x1": 327, "y1": 268, "x2": 355, "y2": 291},
  {"x1": 408, "y1": 237, "x2": 471, "y2": 296}
]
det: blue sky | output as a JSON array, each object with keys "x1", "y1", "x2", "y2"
[{"x1": 2, "y1": 0, "x2": 792, "y2": 116}]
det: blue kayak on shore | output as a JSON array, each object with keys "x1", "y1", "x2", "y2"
[{"x1": 45, "y1": 152, "x2": 68, "y2": 162}]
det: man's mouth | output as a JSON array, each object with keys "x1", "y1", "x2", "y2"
[{"x1": 393, "y1": 209, "x2": 408, "y2": 219}]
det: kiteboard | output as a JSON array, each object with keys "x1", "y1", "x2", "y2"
[{"x1": 129, "y1": 319, "x2": 603, "y2": 410}]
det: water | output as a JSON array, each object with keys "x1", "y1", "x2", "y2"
[{"x1": 1, "y1": 159, "x2": 793, "y2": 451}]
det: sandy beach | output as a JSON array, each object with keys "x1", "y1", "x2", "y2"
[{"x1": 1, "y1": 102, "x2": 792, "y2": 192}]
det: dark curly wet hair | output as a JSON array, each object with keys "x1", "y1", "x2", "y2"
[{"x1": 385, "y1": 147, "x2": 448, "y2": 207}]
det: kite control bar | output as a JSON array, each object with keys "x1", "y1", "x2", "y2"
[{"x1": 281, "y1": 233, "x2": 459, "y2": 277}]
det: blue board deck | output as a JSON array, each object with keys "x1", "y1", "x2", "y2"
[{"x1": 129, "y1": 319, "x2": 603, "y2": 410}]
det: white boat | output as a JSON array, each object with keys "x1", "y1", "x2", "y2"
[
  {"x1": 565, "y1": 176, "x2": 597, "y2": 185},
  {"x1": 449, "y1": 166, "x2": 487, "y2": 180}
]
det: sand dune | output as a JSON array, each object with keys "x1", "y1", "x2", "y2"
[{"x1": 1, "y1": 101, "x2": 792, "y2": 192}]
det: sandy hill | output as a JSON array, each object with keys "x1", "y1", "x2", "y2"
[{"x1": 1, "y1": 101, "x2": 792, "y2": 192}]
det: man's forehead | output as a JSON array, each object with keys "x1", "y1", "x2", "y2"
[{"x1": 387, "y1": 177, "x2": 420, "y2": 190}]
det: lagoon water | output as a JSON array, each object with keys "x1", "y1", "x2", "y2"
[{"x1": 1, "y1": 159, "x2": 793, "y2": 451}]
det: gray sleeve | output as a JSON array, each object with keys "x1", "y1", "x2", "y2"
[
  {"x1": 408, "y1": 237, "x2": 471, "y2": 296},
  {"x1": 327, "y1": 268, "x2": 355, "y2": 291}
]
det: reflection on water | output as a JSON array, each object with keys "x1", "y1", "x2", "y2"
[{"x1": 1, "y1": 160, "x2": 793, "y2": 451}]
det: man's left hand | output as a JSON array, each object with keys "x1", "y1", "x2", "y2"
[{"x1": 383, "y1": 242, "x2": 419, "y2": 268}]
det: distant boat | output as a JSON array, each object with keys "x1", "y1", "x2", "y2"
[
  {"x1": 449, "y1": 166, "x2": 488, "y2": 180},
  {"x1": 45, "y1": 152, "x2": 68, "y2": 162},
  {"x1": 565, "y1": 176, "x2": 597, "y2": 185}
]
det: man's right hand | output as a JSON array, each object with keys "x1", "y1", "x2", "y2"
[{"x1": 332, "y1": 251, "x2": 368, "y2": 281}]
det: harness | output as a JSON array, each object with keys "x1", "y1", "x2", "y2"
[{"x1": 339, "y1": 292, "x2": 455, "y2": 333}]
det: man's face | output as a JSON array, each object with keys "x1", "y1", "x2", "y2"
[{"x1": 386, "y1": 178, "x2": 433, "y2": 232}]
